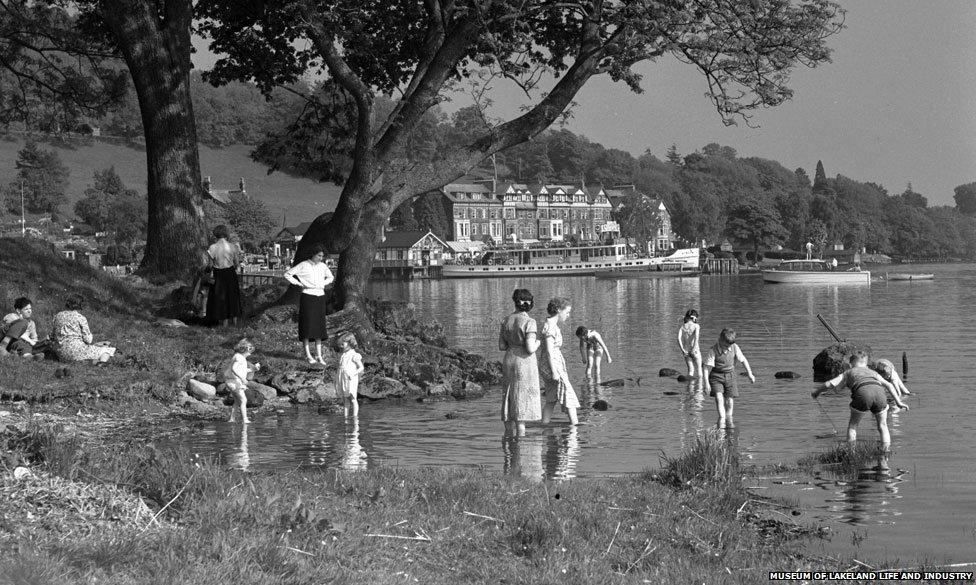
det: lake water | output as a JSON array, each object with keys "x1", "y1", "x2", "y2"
[{"x1": 183, "y1": 264, "x2": 976, "y2": 564}]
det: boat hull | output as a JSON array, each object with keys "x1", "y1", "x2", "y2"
[
  {"x1": 442, "y1": 248, "x2": 700, "y2": 279},
  {"x1": 886, "y1": 273, "x2": 934, "y2": 281},
  {"x1": 595, "y1": 268, "x2": 700, "y2": 279},
  {"x1": 762, "y1": 270, "x2": 871, "y2": 284}
]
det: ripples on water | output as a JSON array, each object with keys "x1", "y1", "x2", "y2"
[{"x1": 182, "y1": 264, "x2": 976, "y2": 562}]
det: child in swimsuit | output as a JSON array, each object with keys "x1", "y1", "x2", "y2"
[
  {"x1": 677, "y1": 309, "x2": 702, "y2": 379},
  {"x1": 575, "y1": 326, "x2": 612, "y2": 383}
]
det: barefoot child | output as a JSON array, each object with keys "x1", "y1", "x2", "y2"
[
  {"x1": 224, "y1": 338, "x2": 260, "y2": 424},
  {"x1": 677, "y1": 309, "x2": 702, "y2": 379},
  {"x1": 335, "y1": 332, "x2": 364, "y2": 417},
  {"x1": 703, "y1": 328, "x2": 755, "y2": 429},
  {"x1": 576, "y1": 326, "x2": 612, "y2": 382},
  {"x1": 812, "y1": 351, "x2": 909, "y2": 450}
]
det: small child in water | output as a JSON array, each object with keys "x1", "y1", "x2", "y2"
[
  {"x1": 812, "y1": 351, "x2": 909, "y2": 450},
  {"x1": 703, "y1": 328, "x2": 755, "y2": 429},
  {"x1": 335, "y1": 332, "x2": 364, "y2": 417},
  {"x1": 575, "y1": 326, "x2": 612, "y2": 382},
  {"x1": 223, "y1": 338, "x2": 260, "y2": 424},
  {"x1": 677, "y1": 309, "x2": 702, "y2": 379}
]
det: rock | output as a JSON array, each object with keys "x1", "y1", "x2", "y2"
[
  {"x1": 444, "y1": 410, "x2": 462, "y2": 419},
  {"x1": 244, "y1": 386, "x2": 265, "y2": 408},
  {"x1": 193, "y1": 373, "x2": 219, "y2": 387},
  {"x1": 676, "y1": 375, "x2": 691, "y2": 382},
  {"x1": 424, "y1": 382, "x2": 451, "y2": 396},
  {"x1": 271, "y1": 370, "x2": 330, "y2": 398},
  {"x1": 450, "y1": 381, "x2": 485, "y2": 400},
  {"x1": 292, "y1": 389, "x2": 311, "y2": 404},
  {"x1": 813, "y1": 342, "x2": 872, "y2": 382},
  {"x1": 176, "y1": 390, "x2": 196, "y2": 406},
  {"x1": 599, "y1": 378, "x2": 626, "y2": 387},
  {"x1": 775, "y1": 371, "x2": 801, "y2": 379},
  {"x1": 662, "y1": 391, "x2": 680, "y2": 396},
  {"x1": 258, "y1": 305, "x2": 299, "y2": 324},
  {"x1": 658, "y1": 368, "x2": 680, "y2": 377},
  {"x1": 311, "y1": 381, "x2": 337, "y2": 403},
  {"x1": 359, "y1": 376, "x2": 407, "y2": 400},
  {"x1": 247, "y1": 382, "x2": 278, "y2": 402},
  {"x1": 418, "y1": 395, "x2": 454, "y2": 403},
  {"x1": 187, "y1": 379, "x2": 217, "y2": 401},
  {"x1": 592, "y1": 400, "x2": 610, "y2": 411},
  {"x1": 184, "y1": 399, "x2": 221, "y2": 416},
  {"x1": 155, "y1": 318, "x2": 187, "y2": 327},
  {"x1": 404, "y1": 381, "x2": 422, "y2": 394}
]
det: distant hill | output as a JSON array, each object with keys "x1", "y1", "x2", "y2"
[{"x1": 0, "y1": 135, "x2": 341, "y2": 228}]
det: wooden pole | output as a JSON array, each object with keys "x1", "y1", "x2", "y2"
[{"x1": 816, "y1": 314, "x2": 845, "y2": 343}]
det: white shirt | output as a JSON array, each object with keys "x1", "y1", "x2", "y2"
[
  {"x1": 284, "y1": 260, "x2": 335, "y2": 296},
  {"x1": 223, "y1": 353, "x2": 249, "y2": 385},
  {"x1": 208, "y1": 240, "x2": 241, "y2": 269}
]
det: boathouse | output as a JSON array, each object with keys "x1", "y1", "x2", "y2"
[{"x1": 373, "y1": 230, "x2": 447, "y2": 279}]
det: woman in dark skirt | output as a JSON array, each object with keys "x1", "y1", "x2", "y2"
[
  {"x1": 283, "y1": 243, "x2": 335, "y2": 364},
  {"x1": 206, "y1": 224, "x2": 243, "y2": 326}
]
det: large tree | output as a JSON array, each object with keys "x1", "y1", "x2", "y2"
[
  {"x1": 726, "y1": 193, "x2": 788, "y2": 259},
  {"x1": 954, "y1": 182, "x2": 976, "y2": 216},
  {"x1": 2, "y1": 0, "x2": 210, "y2": 279},
  {"x1": 200, "y1": 0, "x2": 843, "y2": 318}
]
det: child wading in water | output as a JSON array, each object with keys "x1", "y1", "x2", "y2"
[
  {"x1": 703, "y1": 328, "x2": 755, "y2": 429},
  {"x1": 812, "y1": 350, "x2": 909, "y2": 450},
  {"x1": 677, "y1": 309, "x2": 702, "y2": 379},
  {"x1": 335, "y1": 332, "x2": 364, "y2": 417},
  {"x1": 576, "y1": 326, "x2": 612, "y2": 382},
  {"x1": 224, "y1": 338, "x2": 260, "y2": 424}
]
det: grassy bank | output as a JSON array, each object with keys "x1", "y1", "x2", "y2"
[{"x1": 1, "y1": 424, "x2": 839, "y2": 585}]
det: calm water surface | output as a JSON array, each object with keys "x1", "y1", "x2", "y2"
[{"x1": 186, "y1": 264, "x2": 976, "y2": 563}]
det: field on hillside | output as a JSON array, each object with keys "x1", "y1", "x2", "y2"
[{"x1": 0, "y1": 135, "x2": 341, "y2": 226}]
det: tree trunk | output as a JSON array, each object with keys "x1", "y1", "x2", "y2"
[
  {"x1": 101, "y1": 0, "x2": 207, "y2": 280},
  {"x1": 333, "y1": 194, "x2": 391, "y2": 312}
]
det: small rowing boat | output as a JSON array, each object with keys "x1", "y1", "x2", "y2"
[{"x1": 884, "y1": 273, "x2": 934, "y2": 281}]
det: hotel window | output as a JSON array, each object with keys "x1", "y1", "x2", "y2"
[{"x1": 472, "y1": 223, "x2": 479, "y2": 236}]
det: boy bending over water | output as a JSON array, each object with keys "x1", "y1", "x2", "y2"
[{"x1": 812, "y1": 350, "x2": 909, "y2": 450}]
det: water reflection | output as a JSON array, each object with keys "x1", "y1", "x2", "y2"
[
  {"x1": 544, "y1": 426, "x2": 581, "y2": 480},
  {"x1": 814, "y1": 450, "x2": 906, "y2": 527},
  {"x1": 226, "y1": 424, "x2": 250, "y2": 471},
  {"x1": 342, "y1": 419, "x2": 368, "y2": 471},
  {"x1": 502, "y1": 434, "x2": 544, "y2": 482}
]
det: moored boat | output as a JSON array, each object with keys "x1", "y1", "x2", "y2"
[
  {"x1": 761, "y1": 259, "x2": 871, "y2": 284},
  {"x1": 441, "y1": 243, "x2": 700, "y2": 278},
  {"x1": 885, "y1": 272, "x2": 935, "y2": 281}
]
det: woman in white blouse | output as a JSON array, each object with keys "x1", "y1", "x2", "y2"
[{"x1": 283, "y1": 244, "x2": 335, "y2": 364}]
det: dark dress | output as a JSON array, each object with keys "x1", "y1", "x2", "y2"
[{"x1": 207, "y1": 266, "x2": 243, "y2": 322}]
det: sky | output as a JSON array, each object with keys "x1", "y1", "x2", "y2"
[{"x1": 195, "y1": 1, "x2": 976, "y2": 207}]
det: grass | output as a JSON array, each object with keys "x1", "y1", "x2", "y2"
[
  {"x1": 797, "y1": 441, "x2": 892, "y2": 478},
  {"x1": 0, "y1": 134, "x2": 341, "y2": 226},
  {"x1": 0, "y1": 427, "x2": 862, "y2": 585},
  {"x1": 0, "y1": 237, "x2": 309, "y2": 409}
]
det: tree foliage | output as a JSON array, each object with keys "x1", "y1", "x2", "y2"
[
  {"x1": 612, "y1": 192, "x2": 662, "y2": 249},
  {"x1": 197, "y1": 0, "x2": 845, "y2": 310},
  {"x1": 954, "y1": 182, "x2": 976, "y2": 216},
  {"x1": 206, "y1": 193, "x2": 277, "y2": 252},
  {"x1": 74, "y1": 166, "x2": 147, "y2": 245},
  {"x1": 0, "y1": 0, "x2": 128, "y2": 132},
  {"x1": 4, "y1": 140, "x2": 68, "y2": 213}
]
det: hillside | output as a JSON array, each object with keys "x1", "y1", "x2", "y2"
[{"x1": 0, "y1": 136, "x2": 341, "y2": 227}]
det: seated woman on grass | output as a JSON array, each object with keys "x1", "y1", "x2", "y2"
[{"x1": 51, "y1": 293, "x2": 117, "y2": 364}]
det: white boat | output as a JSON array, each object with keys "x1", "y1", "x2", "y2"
[
  {"x1": 441, "y1": 243, "x2": 700, "y2": 278},
  {"x1": 762, "y1": 259, "x2": 871, "y2": 284},
  {"x1": 594, "y1": 252, "x2": 700, "y2": 279},
  {"x1": 885, "y1": 272, "x2": 934, "y2": 281}
]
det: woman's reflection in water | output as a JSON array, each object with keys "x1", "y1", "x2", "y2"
[
  {"x1": 544, "y1": 426, "x2": 581, "y2": 481},
  {"x1": 341, "y1": 418, "x2": 368, "y2": 471},
  {"x1": 226, "y1": 423, "x2": 251, "y2": 471},
  {"x1": 502, "y1": 434, "x2": 544, "y2": 482},
  {"x1": 308, "y1": 422, "x2": 331, "y2": 466}
]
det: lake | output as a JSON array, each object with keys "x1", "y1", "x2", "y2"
[{"x1": 185, "y1": 264, "x2": 976, "y2": 564}]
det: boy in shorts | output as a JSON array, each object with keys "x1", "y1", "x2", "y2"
[
  {"x1": 812, "y1": 350, "x2": 909, "y2": 450},
  {"x1": 703, "y1": 328, "x2": 755, "y2": 429}
]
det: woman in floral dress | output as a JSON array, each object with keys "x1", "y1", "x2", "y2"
[
  {"x1": 498, "y1": 288, "x2": 541, "y2": 436},
  {"x1": 51, "y1": 294, "x2": 116, "y2": 363}
]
